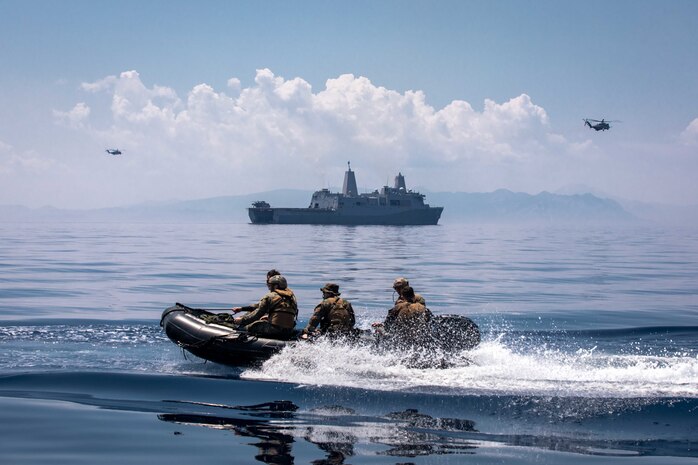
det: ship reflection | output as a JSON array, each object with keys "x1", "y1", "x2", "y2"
[{"x1": 158, "y1": 401, "x2": 478, "y2": 464}]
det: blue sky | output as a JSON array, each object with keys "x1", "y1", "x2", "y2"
[{"x1": 1, "y1": 0, "x2": 697, "y2": 208}]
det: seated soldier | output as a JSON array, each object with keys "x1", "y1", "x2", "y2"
[
  {"x1": 392, "y1": 277, "x2": 426, "y2": 305},
  {"x1": 233, "y1": 274, "x2": 298, "y2": 339},
  {"x1": 380, "y1": 285, "x2": 431, "y2": 347},
  {"x1": 303, "y1": 283, "x2": 356, "y2": 338}
]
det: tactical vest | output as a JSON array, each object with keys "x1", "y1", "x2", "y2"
[
  {"x1": 322, "y1": 296, "x2": 354, "y2": 331},
  {"x1": 397, "y1": 302, "x2": 427, "y2": 319},
  {"x1": 396, "y1": 293, "x2": 425, "y2": 306},
  {"x1": 392, "y1": 301, "x2": 430, "y2": 336},
  {"x1": 268, "y1": 288, "x2": 298, "y2": 329}
]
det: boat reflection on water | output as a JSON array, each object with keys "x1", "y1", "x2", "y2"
[
  {"x1": 157, "y1": 395, "x2": 698, "y2": 462},
  {"x1": 159, "y1": 401, "x2": 298, "y2": 465},
  {"x1": 158, "y1": 401, "x2": 478, "y2": 464}
]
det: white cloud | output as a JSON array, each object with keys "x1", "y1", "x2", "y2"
[
  {"x1": 75, "y1": 69, "x2": 559, "y2": 165},
  {"x1": 106, "y1": 70, "x2": 182, "y2": 124},
  {"x1": 17, "y1": 68, "x2": 677, "y2": 207},
  {"x1": 680, "y1": 118, "x2": 698, "y2": 146},
  {"x1": 81, "y1": 75, "x2": 118, "y2": 93},
  {"x1": 37, "y1": 69, "x2": 589, "y2": 203},
  {"x1": 226, "y1": 77, "x2": 241, "y2": 93},
  {"x1": 53, "y1": 102, "x2": 91, "y2": 128}
]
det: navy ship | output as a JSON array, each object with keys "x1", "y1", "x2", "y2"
[{"x1": 248, "y1": 163, "x2": 443, "y2": 225}]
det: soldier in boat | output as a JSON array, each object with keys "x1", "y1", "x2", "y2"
[
  {"x1": 375, "y1": 285, "x2": 432, "y2": 348},
  {"x1": 302, "y1": 283, "x2": 356, "y2": 338},
  {"x1": 392, "y1": 277, "x2": 426, "y2": 305},
  {"x1": 233, "y1": 274, "x2": 298, "y2": 339}
]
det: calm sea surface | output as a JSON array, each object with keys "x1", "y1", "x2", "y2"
[{"x1": 1, "y1": 221, "x2": 697, "y2": 464}]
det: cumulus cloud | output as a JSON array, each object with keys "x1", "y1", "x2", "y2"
[
  {"x1": 53, "y1": 102, "x2": 91, "y2": 128},
  {"x1": 75, "y1": 69, "x2": 556, "y2": 160},
  {"x1": 680, "y1": 118, "x2": 698, "y2": 146},
  {"x1": 43, "y1": 68, "x2": 591, "y2": 204},
  {"x1": 81, "y1": 75, "x2": 119, "y2": 93}
]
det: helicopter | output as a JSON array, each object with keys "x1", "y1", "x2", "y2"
[
  {"x1": 584, "y1": 118, "x2": 619, "y2": 131},
  {"x1": 105, "y1": 149, "x2": 122, "y2": 156}
]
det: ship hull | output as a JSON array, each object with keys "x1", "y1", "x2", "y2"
[{"x1": 248, "y1": 206, "x2": 443, "y2": 225}]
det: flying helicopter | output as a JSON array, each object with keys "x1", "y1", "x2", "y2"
[
  {"x1": 105, "y1": 149, "x2": 122, "y2": 156},
  {"x1": 584, "y1": 118, "x2": 620, "y2": 131}
]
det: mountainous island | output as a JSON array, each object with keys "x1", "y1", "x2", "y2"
[{"x1": 1, "y1": 189, "x2": 653, "y2": 224}]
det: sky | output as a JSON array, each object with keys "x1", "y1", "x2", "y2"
[{"x1": 1, "y1": 0, "x2": 697, "y2": 209}]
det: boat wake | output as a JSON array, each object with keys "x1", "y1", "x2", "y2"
[
  {"x1": 2, "y1": 320, "x2": 697, "y2": 399},
  {"x1": 244, "y1": 331, "x2": 698, "y2": 398}
]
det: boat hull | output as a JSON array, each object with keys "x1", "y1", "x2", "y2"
[
  {"x1": 248, "y1": 206, "x2": 444, "y2": 225},
  {"x1": 161, "y1": 304, "x2": 480, "y2": 368},
  {"x1": 161, "y1": 305, "x2": 292, "y2": 366}
]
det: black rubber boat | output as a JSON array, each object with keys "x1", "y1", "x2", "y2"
[
  {"x1": 161, "y1": 303, "x2": 294, "y2": 366},
  {"x1": 161, "y1": 303, "x2": 481, "y2": 367}
]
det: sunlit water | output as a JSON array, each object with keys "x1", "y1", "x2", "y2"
[{"x1": 1, "y1": 221, "x2": 697, "y2": 464}]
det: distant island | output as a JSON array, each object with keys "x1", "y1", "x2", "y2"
[
  {"x1": 1, "y1": 189, "x2": 650, "y2": 224},
  {"x1": 429, "y1": 189, "x2": 633, "y2": 223}
]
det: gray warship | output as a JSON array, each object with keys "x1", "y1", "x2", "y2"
[{"x1": 248, "y1": 163, "x2": 443, "y2": 225}]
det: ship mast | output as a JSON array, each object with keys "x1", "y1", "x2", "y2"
[
  {"x1": 342, "y1": 161, "x2": 358, "y2": 196},
  {"x1": 394, "y1": 172, "x2": 406, "y2": 190}
]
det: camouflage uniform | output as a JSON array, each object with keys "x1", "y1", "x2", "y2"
[
  {"x1": 393, "y1": 277, "x2": 426, "y2": 306},
  {"x1": 395, "y1": 292, "x2": 425, "y2": 306},
  {"x1": 306, "y1": 283, "x2": 355, "y2": 335},
  {"x1": 384, "y1": 286, "x2": 431, "y2": 346},
  {"x1": 238, "y1": 275, "x2": 298, "y2": 339}
]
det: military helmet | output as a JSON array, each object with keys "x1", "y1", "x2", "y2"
[
  {"x1": 268, "y1": 274, "x2": 288, "y2": 289},
  {"x1": 266, "y1": 269, "x2": 281, "y2": 282},
  {"x1": 321, "y1": 283, "x2": 340, "y2": 295},
  {"x1": 393, "y1": 277, "x2": 409, "y2": 289},
  {"x1": 401, "y1": 285, "x2": 415, "y2": 300}
]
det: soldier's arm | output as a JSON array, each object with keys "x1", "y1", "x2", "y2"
[
  {"x1": 305, "y1": 302, "x2": 327, "y2": 331},
  {"x1": 232, "y1": 304, "x2": 257, "y2": 313},
  {"x1": 383, "y1": 306, "x2": 399, "y2": 330},
  {"x1": 238, "y1": 295, "x2": 270, "y2": 326}
]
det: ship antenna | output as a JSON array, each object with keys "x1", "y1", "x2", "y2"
[{"x1": 347, "y1": 161, "x2": 351, "y2": 171}]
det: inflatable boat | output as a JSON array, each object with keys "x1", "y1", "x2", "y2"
[{"x1": 161, "y1": 303, "x2": 480, "y2": 367}]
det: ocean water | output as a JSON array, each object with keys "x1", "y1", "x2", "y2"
[{"x1": 1, "y1": 221, "x2": 697, "y2": 464}]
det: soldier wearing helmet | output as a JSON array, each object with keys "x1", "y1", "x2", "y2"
[
  {"x1": 233, "y1": 273, "x2": 298, "y2": 339},
  {"x1": 381, "y1": 285, "x2": 431, "y2": 347},
  {"x1": 392, "y1": 277, "x2": 426, "y2": 306},
  {"x1": 303, "y1": 283, "x2": 356, "y2": 338}
]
